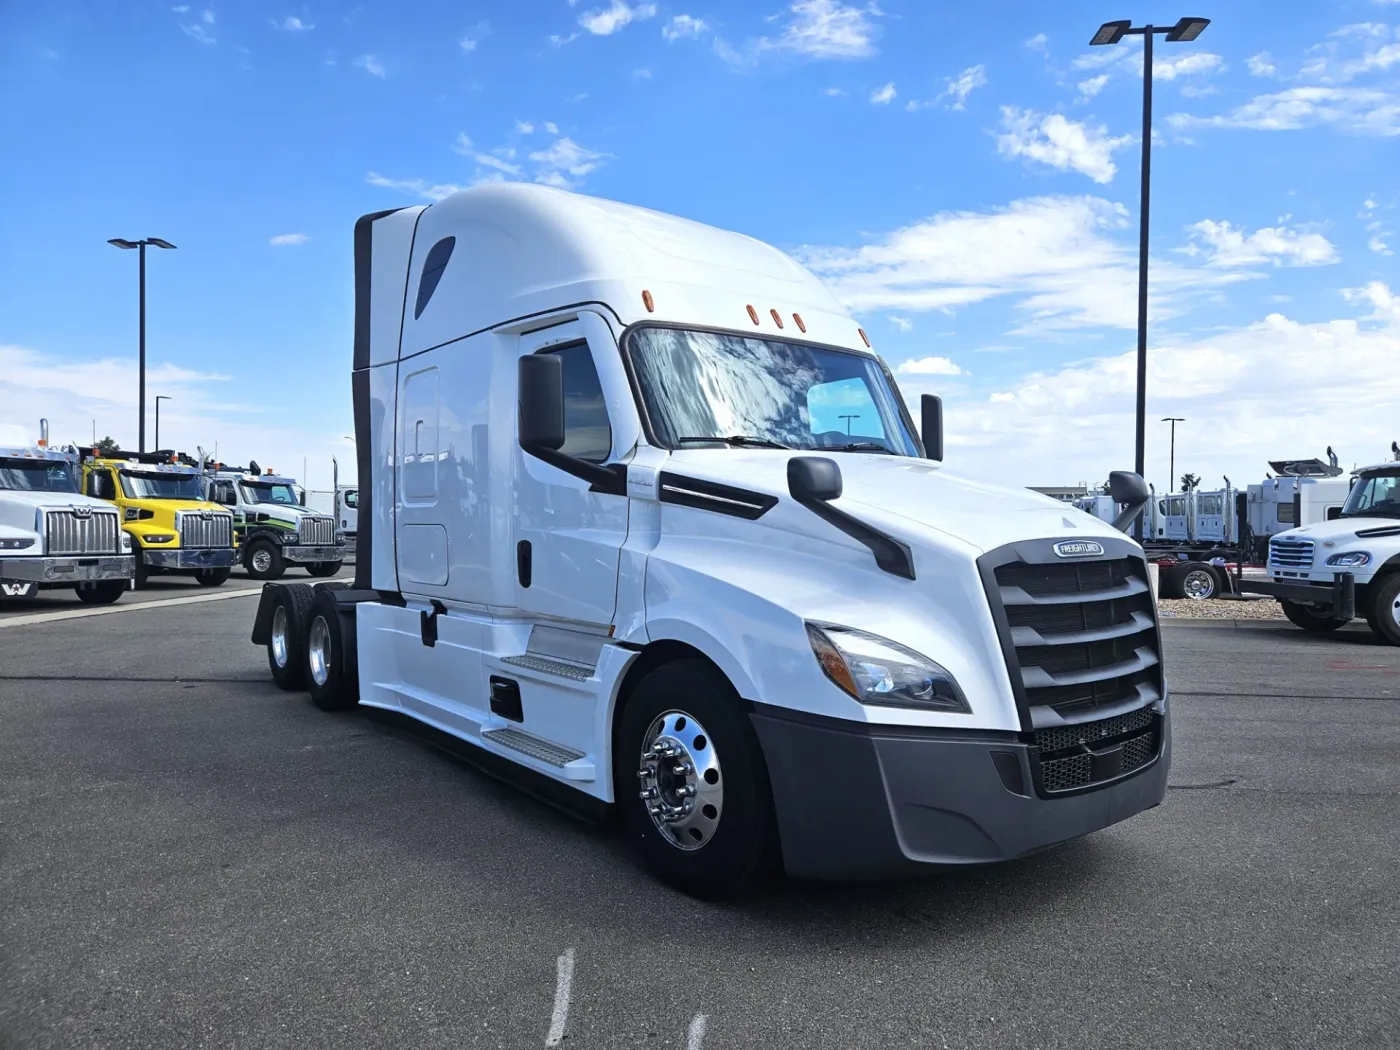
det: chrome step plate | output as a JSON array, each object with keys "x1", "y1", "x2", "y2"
[
  {"x1": 482, "y1": 727, "x2": 586, "y2": 768},
  {"x1": 501, "y1": 653, "x2": 594, "y2": 681}
]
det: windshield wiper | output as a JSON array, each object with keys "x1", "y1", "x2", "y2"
[
  {"x1": 827, "y1": 442, "x2": 895, "y2": 454},
  {"x1": 676, "y1": 435, "x2": 792, "y2": 450}
]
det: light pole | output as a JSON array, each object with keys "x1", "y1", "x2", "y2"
[
  {"x1": 108, "y1": 237, "x2": 178, "y2": 452},
  {"x1": 839, "y1": 414, "x2": 860, "y2": 435},
  {"x1": 155, "y1": 396, "x2": 172, "y2": 451},
  {"x1": 1089, "y1": 16, "x2": 1209, "y2": 491},
  {"x1": 1161, "y1": 416, "x2": 1185, "y2": 491}
]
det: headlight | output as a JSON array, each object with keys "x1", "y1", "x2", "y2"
[
  {"x1": 0, "y1": 537, "x2": 36, "y2": 550},
  {"x1": 121, "y1": 533, "x2": 132, "y2": 552},
  {"x1": 1325, "y1": 551, "x2": 1371, "y2": 567},
  {"x1": 806, "y1": 622, "x2": 969, "y2": 712},
  {"x1": 144, "y1": 533, "x2": 175, "y2": 544}
]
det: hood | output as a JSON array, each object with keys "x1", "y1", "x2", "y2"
[
  {"x1": 1279, "y1": 516, "x2": 1400, "y2": 543},
  {"x1": 0, "y1": 490, "x2": 117, "y2": 533},
  {"x1": 663, "y1": 450, "x2": 1126, "y2": 554},
  {"x1": 248, "y1": 503, "x2": 325, "y2": 521}
]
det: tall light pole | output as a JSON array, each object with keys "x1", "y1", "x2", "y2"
[
  {"x1": 839, "y1": 414, "x2": 860, "y2": 435},
  {"x1": 108, "y1": 237, "x2": 178, "y2": 452},
  {"x1": 155, "y1": 396, "x2": 172, "y2": 451},
  {"x1": 1162, "y1": 416, "x2": 1185, "y2": 492},
  {"x1": 1090, "y1": 17, "x2": 1210, "y2": 492}
]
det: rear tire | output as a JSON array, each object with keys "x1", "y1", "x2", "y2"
[
  {"x1": 1178, "y1": 564, "x2": 1220, "y2": 600},
  {"x1": 1281, "y1": 601, "x2": 1350, "y2": 634},
  {"x1": 616, "y1": 659, "x2": 779, "y2": 901},
  {"x1": 304, "y1": 588, "x2": 358, "y2": 711},
  {"x1": 266, "y1": 584, "x2": 314, "y2": 690},
  {"x1": 195, "y1": 568, "x2": 231, "y2": 587},
  {"x1": 1159, "y1": 563, "x2": 1187, "y2": 599},
  {"x1": 75, "y1": 580, "x2": 127, "y2": 605},
  {"x1": 306, "y1": 562, "x2": 341, "y2": 578},
  {"x1": 1365, "y1": 575, "x2": 1400, "y2": 646},
  {"x1": 245, "y1": 539, "x2": 286, "y2": 581}
]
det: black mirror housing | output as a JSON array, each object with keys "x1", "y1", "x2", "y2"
[
  {"x1": 788, "y1": 457, "x2": 843, "y2": 503},
  {"x1": 920, "y1": 394, "x2": 943, "y2": 462},
  {"x1": 1108, "y1": 470, "x2": 1151, "y2": 533},
  {"x1": 518, "y1": 354, "x2": 565, "y2": 451}
]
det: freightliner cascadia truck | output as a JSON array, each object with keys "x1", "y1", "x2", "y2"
[{"x1": 252, "y1": 184, "x2": 1166, "y2": 898}]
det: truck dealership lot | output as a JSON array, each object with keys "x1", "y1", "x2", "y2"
[{"x1": 2, "y1": 597, "x2": 1397, "y2": 1049}]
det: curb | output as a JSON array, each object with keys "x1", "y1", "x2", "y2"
[{"x1": 1159, "y1": 617, "x2": 1370, "y2": 631}]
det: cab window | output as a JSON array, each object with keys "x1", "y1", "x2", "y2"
[{"x1": 544, "y1": 343, "x2": 612, "y2": 464}]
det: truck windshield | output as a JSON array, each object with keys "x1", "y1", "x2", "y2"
[
  {"x1": 119, "y1": 471, "x2": 203, "y2": 500},
  {"x1": 0, "y1": 458, "x2": 80, "y2": 493},
  {"x1": 1342, "y1": 470, "x2": 1400, "y2": 519},
  {"x1": 240, "y1": 482, "x2": 300, "y2": 505},
  {"x1": 625, "y1": 327, "x2": 920, "y2": 455}
]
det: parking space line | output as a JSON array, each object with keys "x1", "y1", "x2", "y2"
[
  {"x1": 687, "y1": 1012, "x2": 708, "y2": 1050},
  {"x1": 0, "y1": 587, "x2": 261, "y2": 629},
  {"x1": 544, "y1": 948, "x2": 575, "y2": 1047}
]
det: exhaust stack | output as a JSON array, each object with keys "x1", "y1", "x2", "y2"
[{"x1": 38, "y1": 418, "x2": 49, "y2": 448}]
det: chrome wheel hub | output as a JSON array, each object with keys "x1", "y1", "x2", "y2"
[
  {"x1": 252, "y1": 549, "x2": 272, "y2": 573},
  {"x1": 1391, "y1": 594, "x2": 1400, "y2": 628},
  {"x1": 308, "y1": 616, "x2": 331, "y2": 687},
  {"x1": 638, "y1": 710, "x2": 723, "y2": 851},
  {"x1": 270, "y1": 606, "x2": 289, "y2": 668},
  {"x1": 1183, "y1": 569, "x2": 1215, "y2": 600}
]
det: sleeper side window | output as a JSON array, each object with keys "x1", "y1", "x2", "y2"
[
  {"x1": 414, "y1": 237, "x2": 456, "y2": 320},
  {"x1": 544, "y1": 343, "x2": 613, "y2": 464}
]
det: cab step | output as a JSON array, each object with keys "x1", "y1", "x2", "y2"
[
  {"x1": 501, "y1": 653, "x2": 594, "y2": 681},
  {"x1": 482, "y1": 727, "x2": 591, "y2": 778}
]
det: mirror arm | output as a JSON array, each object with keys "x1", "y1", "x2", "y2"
[{"x1": 521, "y1": 443, "x2": 626, "y2": 496}]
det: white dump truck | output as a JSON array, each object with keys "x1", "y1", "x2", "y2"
[
  {"x1": 251, "y1": 185, "x2": 1168, "y2": 897},
  {"x1": 0, "y1": 420, "x2": 134, "y2": 603},
  {"x1": 1242, "y1": 443, "x2": 1400, "y2": 644},
  {"x1": 201, "y1": 465, "x2": 347, "y2": 580}
]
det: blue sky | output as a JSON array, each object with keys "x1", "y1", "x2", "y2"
[{"x1": 1, "y1": 0, "x2": 1397, "y2": 493}]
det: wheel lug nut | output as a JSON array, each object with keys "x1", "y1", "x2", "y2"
[
  {"x1": 640, "y1": 787, "x2": 657, "y2": 800},
  {"x1": 672, "y1": 763, "x2": 689, "y2": 776}
]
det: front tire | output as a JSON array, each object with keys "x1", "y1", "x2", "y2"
[
  {"x1": 195, "y1": 568, "x2": 231, "y2": 587},
  {"x1": 266, "y1": 584, "x2": 314, "y2": 690},
  {"x1": 306, "y1": 561, "x2": 342, "y2": 578},
  {"x1": 304, "y1": 589, "x2": 358, "y2": 711},
  {"x1": 1178, "y1": 564, "x2": 1220, "y2": 600},
  {"x1": 616, "y1": 659, "x2": 779, "y2": 900},
  {"x1": 1281, "y1": 600, "x2": 1350, "y2": 633},
  {"x1": 133, "y1": 551, "x2": 150, "y2": 590},
  {"x1": 245, "y1": 539, "x2": 286, "y2": 581},
  {"x1": 75, "y1": 580, "x2": 127, "y2": 605},
  {"x1": 1365, "y1": 575, "x2": 1400, "y2": 646}
]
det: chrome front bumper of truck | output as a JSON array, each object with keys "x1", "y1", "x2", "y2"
[
  {"x1": 0, "y1": 554, "x2": 135, "y2": 583},
  {"x1": 143, "y1": 547, "x2": 239, "y2": 569},
  {"x1": 751, "y1": 703, "x2": 1171, "y2": 880},
  {"x1": 281, "y1": 544, "x2": 349, "y2": 563}
]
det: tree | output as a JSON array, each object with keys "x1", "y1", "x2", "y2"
[
  {"x1": 1180, "y1": 472, "x2": 1201, "y2": 492},
  {"x1": 95, "y1": 436, "x2": 120, "y2": 456}
]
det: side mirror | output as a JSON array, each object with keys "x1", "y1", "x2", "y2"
[
  {"x1": 788, "y1": 457, "x2": 843, "y2": 503},
  {"x1": 1108, "y1": 470, "x2": 1151, "y2": 533},
  {"x1": 518, "y1": 353, "x2": 565, "y2": 452},
  {"x1": 920, "y1": 394, "x2": 943, "y2": 462}
]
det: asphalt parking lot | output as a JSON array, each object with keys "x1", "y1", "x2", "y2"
[{"x1": 2, "y1": 590, "x2": 1398, "y2": 1050}]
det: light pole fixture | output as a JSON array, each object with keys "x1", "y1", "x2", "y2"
[
  {"x1": 155, "y1": 395, "x2": 172, "y2": 451},
  {"x1": 1161, "y1": 416, "x2": 1185, "y2": 492},
  {"x1": 108, "y1": 236, "x2": 178, "y2": 452},
  {"x1": 839, "y1": 414, "x2": 860, "y2": 435},
  {"x1": 1090, "y1": 16, "x2": 1210, "y2": 521}
]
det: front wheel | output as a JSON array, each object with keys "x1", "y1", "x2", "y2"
[
  {"x1": 1178, "y1": 564, "x2": 1220, "y2": 600},
  {"x1": 616, "y1": 659, "x2": 779, "y2": 900},
  {"x1": 75, "y1": 580, "x2": 127, "y2": 605},
  {"x1": 1281, "y1": 601, "x2": 1350, "y2": 634},
  {"x1": 244, "y1": 540, "x2": 286, "y2": 581},
  {"x1": 195, "y1": 568, "x2": 231, "y2": 587},
  {"x1": 1365, "y1": 575, "x2": 1400, "y2": 646},
  {"x1": 306, "y1": 561, "x2": 342, "y2": 578}
]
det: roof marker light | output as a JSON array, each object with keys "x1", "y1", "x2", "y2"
[
  {"x1": 858, "y1": 328, "x2": 871, "y2": 347},
  {"x1": 642, "y1": 289, "x2": 655, "y2": 312},
  {"x1": 770, "y1": 308, "x2": 784, "y2": 329},
  {"x1": 793, "y1": 313, "x2": 806, "y2": 333},
  {"x1": 746, "y1": 305, "x2": 760, "y2": 325}
]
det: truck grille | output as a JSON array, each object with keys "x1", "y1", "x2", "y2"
[
  {"x1": 1269, "y1": 539, "x2": 1315, "y2": 569},
  {"x1": 177, "y1": 510, "x2": 233, "y2": 549},
  {"x1": 298, "y1": 516, "x2": 336, "y2": 546},
  {"x1": 44, "y1": 509, "x2": 121, "y2": 555},
  {"x1": 980, "y1": 540, "x2": 1165, "y2": 796}
]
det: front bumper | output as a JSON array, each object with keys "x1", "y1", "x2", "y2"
[
  {"x1": 751, "y1": 704, "x2": 1171, "y2": 880},
  {"x1": 1238, "y1": 572, "x2": 1355, "y2": 619},
  {"x1": 143, "y1": 547, "x2": 239, "y2": 570},
  {"x1": 280, "y1": 544, "x2": 349, "y2": 563},
  {"x1": 0, "y1": 554, "x2": 134, "y2": 583}
]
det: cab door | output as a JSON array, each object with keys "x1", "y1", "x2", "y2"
[{"x1": 512, "y1": 315, "x2": 632, "y2": 628}]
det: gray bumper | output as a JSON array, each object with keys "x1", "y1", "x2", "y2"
[
  {"x1": 143, "y1": 547, "x2": 239, "y2": 569},
  {"x1": 1238, "y1": 572, "x2": 1355, "y2": 619},
  {"x1": 751, "y1": 704, "x2": 1171, "y2": 880},
  {"x1": 280, "y1": 544, "x2": 348, "y2": 563},
  {"x1": 0, "y1": 554, "x2": 134, "y2": 583}
]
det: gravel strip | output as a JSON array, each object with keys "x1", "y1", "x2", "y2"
[{"x1": 1158, "y1": 596, "x2": 1285, "y2": 619}]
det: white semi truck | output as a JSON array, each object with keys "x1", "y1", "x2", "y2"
[
  {"x1": 251, "y1": 185, "x2": 1169, "y2": 897},
  {"x1": 0, "y1": 420, "x2": 134, "y2": 603},
  {"x1": 1242, "y1": 444, "x2": 1400, "y2": 644}
]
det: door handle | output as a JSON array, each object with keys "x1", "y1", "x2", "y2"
[{"x1": 414, "y1": 419, "x2": 424, "y2": 455}]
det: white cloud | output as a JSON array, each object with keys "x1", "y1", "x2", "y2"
[
  {"x1": 996, "y1": 107, "x2": 1133, "y2": 185},
  {"x1": 202, "y1": 8, "x2": 214, "y2": 23},
  {"x1": 897, "y1": 355, "x2": 962, "y2": 376},
  {"x1": 353, "y1": 54, "x2": 387, "y2": 77},
  {"x1": 544, "y1": 121, "x2": 559, "y2": 134},
  {"x1": 870, "y1": 82, "x2": 896, "y2": 104},
  {"x1": 366, "y1": 173, "x2": 464, "y2": 201},
  {"x1": 274, "y1": 15, "x2": 313, "y2": 31},
  {"x1": 578, "y1": 1, "x2": 657, "y2": 36},
  {"x1": 1300, "y1": 23, "x2": 1400, "y2": 83},
  {"x1": 1077, "y1": 74, "x2": 1109, "y2": 100},
  {"x1": 459, "y1": 22, "x2": 490, "y2": 53},
  {"x1": 1246, "y1": 51, "x2": 1277, "y2": 77},
  {"x1": 515, "y1": 120, "x2": 535, "y2": 134},
  {"x1": 721, "y1": 0, "x2": 881, "y2": 64},
  {"x1": 795, "y1": 195, "x2": 1259, "y2": 333},
  {"x1": 888, "y1": 315, "x2": 913, "y2": 332},
  {"x1": 1169, "y1": 86, "x2": 1400, "y2": 136},
  {"x1": 549, "y1": 33, "x2": 578, "y2": 47},
  {"x1": 1183, "y1": 219, "x2": 1339, "y2": 267},
  {"x1": 1024, "y1": 33, "x2": 1048, "y2": 54},
  {"x1": 940, "y1": 64, "x2": 986, "y2": 110},
  {"x1": 172, "y1": 4, "x2": 189, "y2": 11},
  {"x1": 529, "y1": 137, "x2": 607, "y2": 188},
  {"x1": 634, "y1": 67, "x2": 652, "y2": 78},
  {"x1": 662, "y1": 14, "x2": 708, "y2": 42},
  {"x1": 1370, "y1": 234, "x2": 1394, "y2": 255},
  {"x1": 269, "y1": 233, "x2": 309, "y2": 246},
  {"x1": 825, "y1": 87, "x2": 848, "y2": 96},
  {"x1": 1152, "y1": 52, "x2": 1224, "y2": 80}
]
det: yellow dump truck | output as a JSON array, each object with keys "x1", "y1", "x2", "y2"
[{"x1": 80, "y1": 449, "x2": 238, "y2": 588}]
